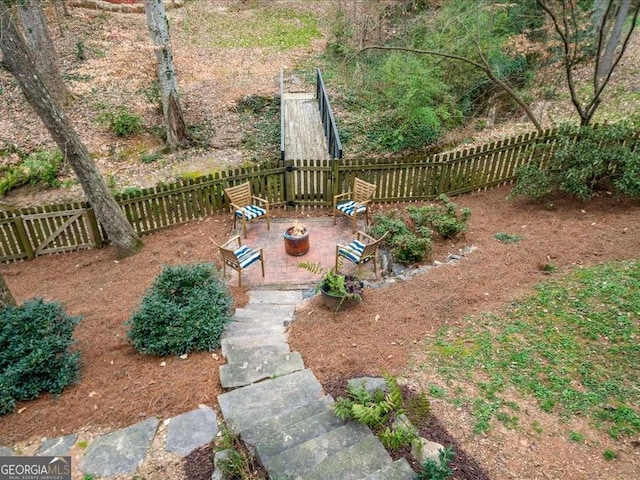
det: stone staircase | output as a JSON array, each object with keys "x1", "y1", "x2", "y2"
[{"x1": 217, "y1": 290, "x2": 415, "y2": 480}]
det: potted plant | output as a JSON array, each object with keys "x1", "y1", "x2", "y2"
[
  {"x1": 283, "y1": 220, "x2": 310, "y2": 256},
  {"x1": 298, "y1": 261, "x2": 364, "y2": 312}
]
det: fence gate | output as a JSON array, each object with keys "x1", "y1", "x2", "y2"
[
  {"x1": 283, "y1": 159, "x2": 335, "y2": 208},
  {"x1": 21, "y1": 208, "x2": 100, "y2": 257}
]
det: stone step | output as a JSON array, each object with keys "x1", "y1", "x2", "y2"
[
  {"x1": 224, "y1": 343, "x2": 291, "y2": 364},
  {"x1": 221, "y1": 323, "x2": 287, "y2": 339},
  {"x1": 79, "y1": 417, "x2": 159, "y2": 478},
  {"x1": 300, "y1": 434, "x2": 394, "y2": 480},
  {"x1": 248, "y1": 290, "x2": 304, "y2": 305},
  {"x1": 264, "y1": 422, "x2": 372, "y2": 480},
  {"x1": 242, "y1": 303, "x2": 297, "y2": 315},
  {"x1": 217, "y1": 369, "x2": 323, "y2": 433},
  {"x1": 255, "y1": 409, "x2": 346, "y2": 466},
  {"x1": 363, "y1": 458, "x2": 416, "y2": 480},
  {"x1": 219, "y1": 352, "x2": 305, "y2": 389},
  {"x1": 220, "y1": 334, "x2": 288, "y2": 358},
  {"x1": 233, "y1": 307, "x2": 294, "y2": 326},
  {"x1": 240, "y1": 396, "x2": 334, "y2": 449}
]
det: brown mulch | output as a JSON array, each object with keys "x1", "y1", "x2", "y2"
[{"x1": 1, "y1": 186, "x2": 639, "y2": 479}]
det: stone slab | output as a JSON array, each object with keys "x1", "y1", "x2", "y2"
[
  {"x1": 79, "y1": 417, "x2": 158, "y2": 478},
  {"x1": 265, "y1": 422, "x2": 372, "y2": 479},
  {"x1": 217, "y1": 369, "x2": 323, "y2": 433},
  {"x1": 347, "y1": 376, "x2": 388, "y2": 395},
  {"x1": 0, "y1": 446, "x2": 13, "y2": 456},
  {"x1": 255, "y1": 409, "x2": 345, "y2": 465},
  {"x1": 301, "y1": 434, "x2": 393, "y2": 480},
  {"x1": 240, "y1": 396, "x2": 334, "y2": 449},
  {"x1": 36, "y1": 434, "x2": 78, "y2": 456},
  {"x1": 220, "y1": 352, "x2": 305, "y2": 388},
  {"x1": 221, "y1": 334, "x2": 288, "y2": 357},
  {"x1": 248, "y1": 290, "x2": 303, "y2": 305},
  {"x1": 242, "y1": 303, "x2": 297, "y2": 316},
  {"x1": 363, "y1": 458, "x2": 416, "y2": 480},
  {"x1": 165, "y1": 407, "x2": 218, "y2": 455},
  {"x1": 224, "y1": 343, "x2": 291, "y2": 364},
  {"x1": 221, "y1": 324, "x2": 287, "y2": 339},
  {"x1": 233, "y1": 306, "x2": 294, "y2": 324}
]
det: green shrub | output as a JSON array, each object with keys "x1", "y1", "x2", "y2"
[
  {"x1": 391, "y1": 233, "x2": 432, "y2": 265},
  {"x1": 420, "y1": 194, "x2": 471, "y2": 239},
  {"x1": 0, "y1": 149, "x2": 63, "y2": 196},
  {"x1": 416, "y1": 446, "x2": 455, "y2": 480},
  {"x1": 0, "y1": 299, "x2": 81, "y2": 415},
  {"x1": 99, "y1": 106, "x2": 143, "y2": 137},
  {"x1": 126, "y1": 263, "x2": 233, "y2": 356},
  {"x1": 493, "y1": 232, "x2": 523, "y2": 244},
  {"x1": 511, "y1": 122, "x2": 640, "y2": 201},
  {"x1": 369, "y1": 209, "x2": 434, "y2": 265},
  {"x1": 369, "y1": 210, "x2": 410, "y2": 242}
]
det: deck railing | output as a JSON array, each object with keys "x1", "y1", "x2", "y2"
[
  {"x1": 0, "y1": 127, "x2": 570, "y2": 262},
  {"x1": 316, "y1": 69, "x2": 343, "y2": 159}
]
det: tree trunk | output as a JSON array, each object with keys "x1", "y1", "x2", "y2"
[
  {"x1": 0, "y1": 273, "x2": 17, "y2": 310},
  {"x1": 143, "y1": 0, "x2": 191, "y2": 151},
  {"x1": 0, "y1": 2, "x2": 142, "y2": 258},
  {"x1": 18, "y1": 0, "x2": 72, "y2": 106}
]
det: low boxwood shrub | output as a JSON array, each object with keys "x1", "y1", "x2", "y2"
[
  {"x1": 0, "y1": 299, "x2": 81, "y2": 415},
  {"x1": 126, "y1": 263, "x2": 233, "y2": 356}
]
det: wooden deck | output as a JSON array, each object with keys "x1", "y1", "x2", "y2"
[{"x1": 283, "y1": 93, "x2": 330, "y2": 161}]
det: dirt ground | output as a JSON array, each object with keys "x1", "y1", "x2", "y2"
[
  {"x1": 1, "y1": 187, "x2": 639, "y2": 480},
  {"x1": 2, "y1": 1, "x2": 640, "y2": 479}
]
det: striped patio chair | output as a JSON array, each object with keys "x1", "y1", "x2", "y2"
[
  {"x1": 224, "y1": 181, "x2": 270, "y2": 238},
  {"x1": 212, "y1": 235, "x2": 265, "y2": 286},
  {"x1": 333, "y1": 177, "x2": 377, "y2": 233},
  {"x1": 335, "y1": 231, "x2": 388, "y2": 277}
]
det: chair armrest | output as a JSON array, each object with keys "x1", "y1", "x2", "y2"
[
  {"x1": 356, "y1": 231, "x2": 376, "y2": 243},
  {"x1": 251, "y1": 195, "x2": 269, "y2": 206},
  {"x1": 333, "y1": 191, "x2": 352, "y2": 205},
  {"x1": 230, "y1": 202, "x2": 244, "y2": 213},
  {"x1": 222, "y1": 235, "x2": 242, "y2": 249}
]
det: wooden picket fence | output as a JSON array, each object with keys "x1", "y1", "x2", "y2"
[{"x1": 0, "y1": 128, "x2": 557, "y2": 262}]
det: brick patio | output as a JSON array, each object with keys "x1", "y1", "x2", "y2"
[{"x1": 223, "y1": 216, "x2": 369, "y2": 288}]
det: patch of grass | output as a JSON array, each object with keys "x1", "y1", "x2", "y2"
[
  {"x1": 423, "y1": 260, "x2": 640, "y2": 439},
  {"x1": 493, "y1": 232, "x2": 523, "y2": 244},
  {"x1": 568, "y1": 431, "x2": 585, "y2": 443},
  {"x1": 531, "y1": 420, "x2": 543, "y2": 434},
  {"x1": 603, "y1": 449, "x2": 617, "y2": 461},
  {"x1": 428, "y1": 384, "x2": 447, "y2": 398},
  {"x1": 183, "y1": 6, "x2": 320, "y2": 50}
]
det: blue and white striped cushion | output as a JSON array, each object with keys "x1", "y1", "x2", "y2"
[
  {"x1": 336, "y1": 201, "x2": 366, "y2": 217},
  {"x1": 338, "y1": 240, "x2": 366, "y2": 264},
  {"x1": 236, "y1": 205, "x2": 266, "y2": 220},
  {"x1": 234, "y1": 245, "x2": 262, "y2": 268}
]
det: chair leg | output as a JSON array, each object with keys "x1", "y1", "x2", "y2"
[
  {"x1": 238, "y1": 269, "x2": 242, "y2": 287},
  {"x1": 351, "y1": 213, "x2": 357, "y2": 234},
  {"x1": 242, "y1": 218, "x2": 248, "y2": 239},
  {"x1": 260, "y1": 255, "x2": 265, "y2": 278},
  {"x1": 335, "y1": 246, "x2": 340, "y2": 272}
]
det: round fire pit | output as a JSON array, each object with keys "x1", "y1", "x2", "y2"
[{"x1": 283, "y1": 226, "x2": 310, "y2": 256}]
